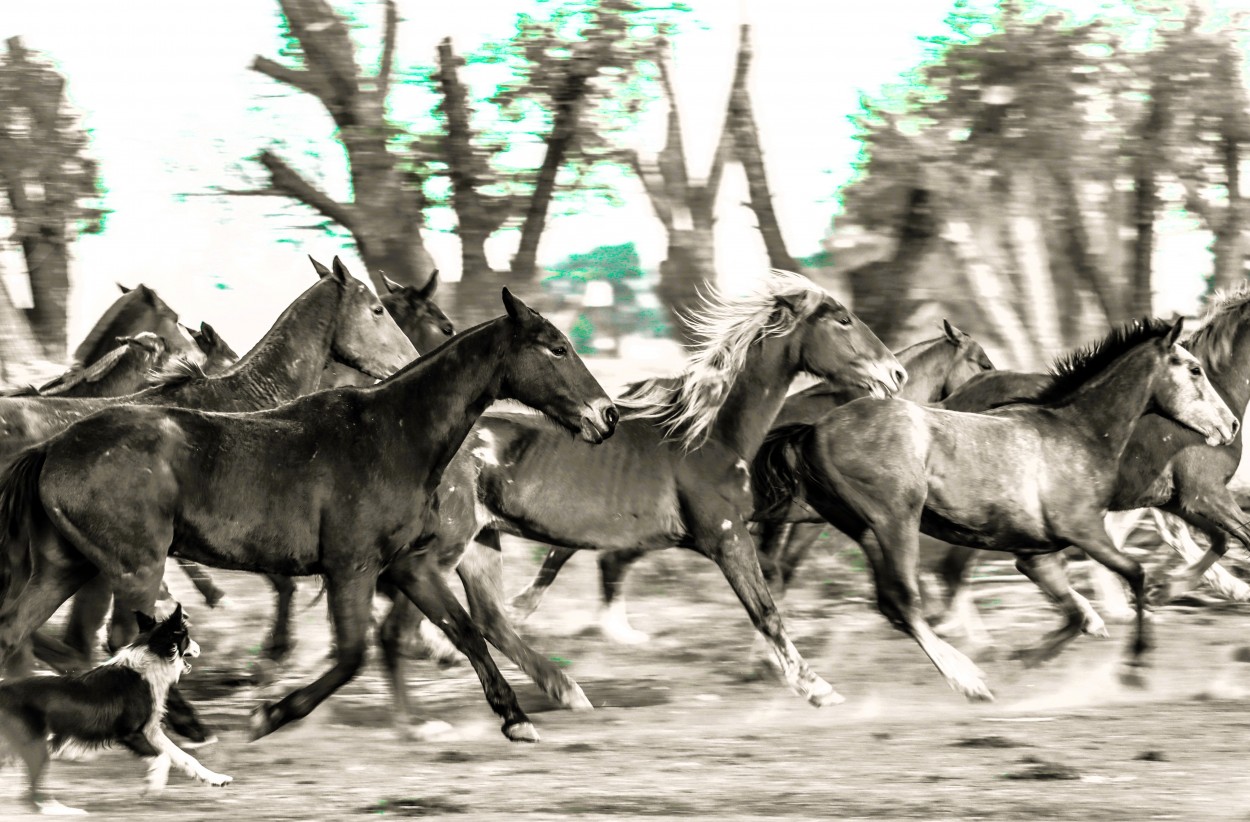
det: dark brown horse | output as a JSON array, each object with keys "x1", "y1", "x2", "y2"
[
  {"x1": 505, "y1": 320, "x2": 994, "y2": 643},
  {"x1": 74, "y1": 284, "x2": 202, "y2": 368},
  {"x1": 321, "y1": 269, "x2": 454, "y2": 389},
  {"x1": 186, "y1": 322, "x2": 239, "y2": 375},
  {"x1": 0, "y1": 258, "x2": 416, "y2": 678},
  {"x1": 752, "y1": 319, "x2": 1237, "y2": 700},
  {"x1": 0, "y1": 289, "x2": 615, "y2": 743},
  {"x1": 372, "y1": 271, "x2": 905, "y2": 722}
]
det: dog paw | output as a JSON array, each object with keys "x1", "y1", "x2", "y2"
[{"x1": 201, "y1": 771, "x2": 232, "y2": 788}]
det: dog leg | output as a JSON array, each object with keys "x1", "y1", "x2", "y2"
[
  {"x1": 150, "y1": 730, "x2": 231, "y2": 787},
  {"x1": 143, "y1": 753, "x2": 173, "y2": 796}
]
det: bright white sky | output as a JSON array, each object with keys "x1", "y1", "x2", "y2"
[{"x1": 0, "y1": 0, "x2": 1233, "y2": 352}]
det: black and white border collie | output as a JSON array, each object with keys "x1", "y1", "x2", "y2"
[{"x1": 0, "y1": 604, "x2": 231, "y2": 815}]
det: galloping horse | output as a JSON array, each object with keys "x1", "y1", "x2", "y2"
[
  {"x1": 73, "y1": 284, "x2": 202, "y2": 368},
  {"x1": 506, "y1": 320, "x2": 994, "y2": 644},
  {"x1": 374, "y1": 270, "x2": 905, "y2": 720},
  {"x1": 752, "y1": 319, "x2": 1237, "y2": 700},
  {"x1": 0, "y1": 258, "x2": 417, "y2": 686},
  {"x1": 0, "y1": 290, "x2": 616, "y2": 743},
  {"x1": 917, "y1": 292, "x2": 1250, "y2": 640}
]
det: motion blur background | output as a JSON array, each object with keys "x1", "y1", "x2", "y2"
[{"x1": 2, "y1": 0, "x2": 1245, "y2": 379}]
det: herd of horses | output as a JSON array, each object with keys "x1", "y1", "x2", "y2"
[{"x1": 0, "y1": 255, "x2": 1246, "y2": 754}]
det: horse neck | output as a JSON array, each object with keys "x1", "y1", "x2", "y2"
[
  {"x1": 895, "y1": 339, "x2": 950, "y2": 403},
  {"x1": 1057, "y1": 347, "x2": 1159, "y2": 459},
  {"x1": 363, "y1": 318, "x2": 508, "y2": 472},
  {"x1": 706, "y1": 336, "x2": 798, "y2": 458},
  {"x1": 216, "y1": 283, "x2": 340, "y2": 400}
]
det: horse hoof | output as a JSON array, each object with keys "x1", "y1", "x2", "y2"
[
  {"x1": 601, "y1": 625, "x2": 650, "y2": 646},
  {"x1": 504, "y1": 721, "x2": 540, "y2": 743},
  {"x1": 961, "y1": 683, "x2": 995, "y2": 702},
  {"x1": 248, "y1": 704, "x2": 277, "y2": 741},
  {"x1": 411, "y1": 720, "x2": 456, "y2": 741},
  {"x1": 562, "y1": 685, "x2": 594, "y2": 711},
  {"x1": 802, "y1": 676, "x2": 845, "y2": 707}
]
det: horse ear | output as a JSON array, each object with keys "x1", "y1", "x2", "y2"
[
  {"x1": 134, "y1": 611, "x2": 157, "y2": 633},
  {"x1": 330, "y1": 256, "x2": 350, "y2": 284},
  {"x1": 117, "y1": 282, "x2": 132, "y2": 294},
  {"x1": 942, "y1": 319, "x2": 966, "y2": 344},
  {"x1": 136, "y1": 285, "x2": 157, "y2": 305},
  {"x1": 309, "y1": 256, "x2": 333, "y2": 279},
  {"x1": 1166, "y1": 317, "x2": 1184, "y2": 346},
  {"x1": 503, "y1": 287, "x2": 537, "y2": 322},
  {"x1": 381, "y1": 273, "x2": 404, "y2": 295},
  {"x1": 198, "y1": 322, "x2": 220, "y2": 346},
  {"x1": 417, "y1": 269, "x2": 439, "y2": 300}
]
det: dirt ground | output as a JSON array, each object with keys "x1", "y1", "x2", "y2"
[{"x1": 3, "y1": 533, "x2": 1250, "y2": 822}]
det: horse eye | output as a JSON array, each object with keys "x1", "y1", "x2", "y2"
[
  {"x1": 1189, "y1": 365, "x2": 1202, "y2": 376},
  {"x1": 837, "y1": 316, "x2": 852, "y2": 327},
  {"x1": 550, "y1": 346, "x2": 567, "y2": 358},
  {"x1": 372, "y1": 305, "x2": 385, "y2": 316}
]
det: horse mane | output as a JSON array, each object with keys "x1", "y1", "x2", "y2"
[
  {"x1": 72, "y1": 286, "x2": 173, "y2": 365},
  {"x1": 1030, "y1": 317, "x2": 1174, "y2": 405},
  {"x1": 42, "y1": 345, "x2": 134, "y2": 396},
  {"x1": 1184, "y1": 286, "x2": 1250, "y2": 372},
  {"x1": 617, "y1": 269, "x2": 826, "y2": 450},
  {"x1": 145, "y1": 356, "x2": 207, "y2": 389}
]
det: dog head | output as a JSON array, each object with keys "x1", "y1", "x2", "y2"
[{"x1": 134, "y1": 604, "x2": 199, "y2": 674}]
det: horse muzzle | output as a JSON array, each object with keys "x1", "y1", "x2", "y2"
[
  {"x1": 580, "y1": 401, "x2": 618, "y2": 444},
  {"x1": 1206, "y1": 417, "x2": 1239, "y2": 447},
  {"x1": 860, "y1": 361, "x2": 908, "y2": 399}
]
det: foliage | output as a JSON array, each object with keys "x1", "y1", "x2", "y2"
[{"x1": 545, "y1": 241, "x2": 646, "y2": 282}]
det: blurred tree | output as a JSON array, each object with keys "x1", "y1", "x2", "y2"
[
  {"x1": 0, "y1": 36, "x2": 106, "y2": 361},
  {"x1": 631, "y1": 24, "x2": 797, "y2": 344},
  {"x1": 836, "y1": 0, "x2": 1250, "y2": 367},
  {"x1": 246, "y1": 0, "x2": 437, "y2": 295}
]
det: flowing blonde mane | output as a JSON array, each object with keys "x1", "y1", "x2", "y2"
[
  {"x1": 1185, "y1": 286, "x2": 1250, "y2": 372},
  {"x1": 618, "y1": 269, "x2": 826, "y2": 450}
]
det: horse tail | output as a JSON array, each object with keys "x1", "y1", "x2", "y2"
[
  {"x1": 0, "y1": 447, "x2": 47, "y2": 541},
  {"x1": 751, "y1": 422, "x2": 819, "y2": 521}
]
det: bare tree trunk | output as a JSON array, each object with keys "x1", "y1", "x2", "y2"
[
  {"x1": 727, "y1": 26, "x2": 799, "y2": 273},
  {"x1": 1212, "y1": 134, "x2": 1246, "y2": 293},
  {"x1": 20, "y1": 229, "x2": 69, "y2": 359},
  {"x1": 250, "y1": 0, "x2": 435, "y2": 293},
  {"x1": 1129, "y1": 93, "x2": 1165, "y2": 318},
  {"x1": 1050, "y1": 165, "x2": 1122, "y2": 327},
  {"x1": 845, "y1": 187, "x2": 933, "y2": 345}
]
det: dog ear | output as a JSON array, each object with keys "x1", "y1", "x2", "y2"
[{"x1": 134, "y1": 611, "x2": 157, "y2": 632}]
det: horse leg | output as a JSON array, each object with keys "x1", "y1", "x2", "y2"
[
  {"x1": 60, "y1": 574, "x2": 112, "y2": 665},
  {"x1": 0, "y1": 529, "x2": 97, "y2": 669},
  {"x1": 1154, "y1": 503, "x2": 1250, "y2": 604},
  {"x1": 929, "y1": 544, "x2": 980, "y2": 638},
  {"x1": 1087, "y1": 509, "x2": 1142, "y2": 622},
  {"x1": 262, "y1": 574, "x2": 298, "y2": 662},
  {"x1": 376, "y1": 582, "x2": 423, "y2": 737},
  {"x1": 859, "y1": 524, "x2": 993, "y2": 701},
  {"x1": 508, "y1": 543, "x2": 576, "y2": 621},
  {"x1": 385, "y1": 555, "x2": 538, "y2": 743},
  {"x1": 692, "y1": 506, "x2": 842, "y2": 707},
  {"x1": 249, "y1": 573, "x2": 375, "y2": 740},
  {"x1": 1059, "y1": 525, "x2": 1151, "y2": 680},
  {"x1": 1011, "y1": 553, "x2": 1102, "y2": 666},
  {"x1": 1152, "y1": 512, "x2": 1250, "y2": 601},
  {"x1": 598, "y1": 547, "x2": 651, "y2": 645},
  {"x1": 457, "y1": 536, "x2": 592, "y2": 710},
  {"x1": 175, "y1": 557, "x2": 228, "y2": 608}
]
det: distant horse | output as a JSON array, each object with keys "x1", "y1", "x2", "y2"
[
  {"x1": 74, "y1": 284, "x2": 202, "y2": 368},
  {"x1": 370, "y1": 270, "x2": 905, "y2": 724},
  {"x1": 321, "y1": 269, "x2": 454, "y2": 389},
  {"x1": 0, "y1": 289, "x2": 615, "y2": 743},
  {"x1": 2, "y1": 333, "x2": 170, "y2": 399},
  {"x1": 919, "y1": 291, "x2": 1250, "y2": 636},
  {"x1": 186, "y1": 322, "x2": 239, "y2": 375},
  {"x1": 0, "y1": 257, "x2": 417, "y2": 685},
  {"x1": 505, "y1": 320, "x2": 994, "y2": 643},
  {"x1": 752, "y1": 318, "x2": 1237, "y2": 700}
]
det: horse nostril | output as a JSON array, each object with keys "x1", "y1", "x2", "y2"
[
  {"x1": 892, "y1": 367, "x2": 908, "y2": 387},
  {"x1": 1232, "y1": 419, "x2": 1240, "y2": 437},
  {"x1": 603, "y1": 405, "x2": 619, "y2": 429}
]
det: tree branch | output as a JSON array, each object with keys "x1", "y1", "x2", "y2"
[
  {"x1": 625, "y1": 149, "x2": 675, "y2": 230},
  {"x1": 707, "y1": 25, "x2": 753, "y2": 203},
  {"x1": 654, "y1": 50, "x2": 690, "y2": 196},
  {"x1": 256, "y1": 150, "x2": 357, "y2": 230},
  {"x1": 251, "y1": 55, "x2": 327, "y2": 101}
]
